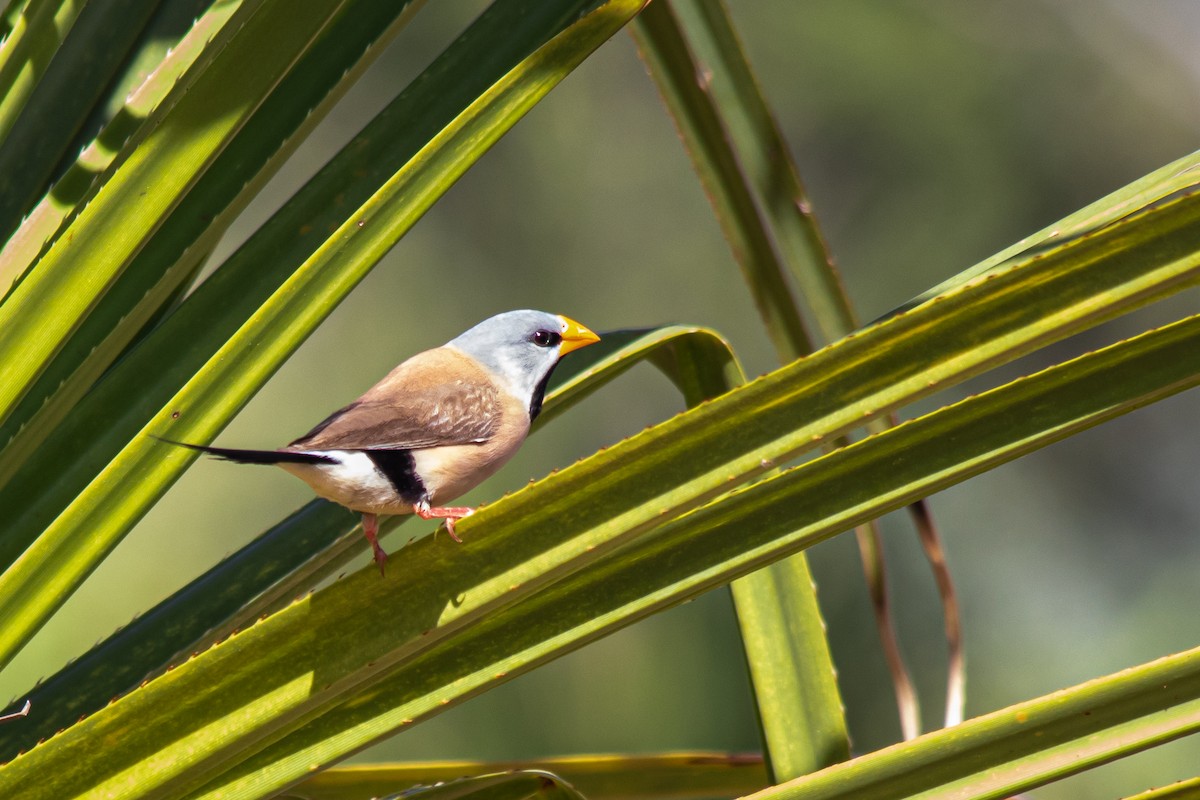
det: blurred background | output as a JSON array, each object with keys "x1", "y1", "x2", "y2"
[{"x1": 6, "y1": 1, "x2": 1200, "y2": 797}]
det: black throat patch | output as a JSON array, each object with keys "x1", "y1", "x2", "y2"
[
  {"x1": 528, "y1": 363, "x2": 558, "y2": 423},
  {"x1": 365, "y1": 449, "x2": 428, "y2": 505}
]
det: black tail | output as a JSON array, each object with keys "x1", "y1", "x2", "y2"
[{"x1": 154, "y1": 437, "x2": 336, "y2": 466}]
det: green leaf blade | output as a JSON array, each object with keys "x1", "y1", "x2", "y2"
[
  {"x1": 729, "y1": 560, "x2": 849, "y2": 776},
  {"x1": 0, "y1": 0, "x2": 88, "y2": 146},
  {"x1": 0, "y1": 0, "x2": 162, "y2": 242},
  {"x1": 1123, "y1": 778, "x2": 1200, "y2": 800},
  {"x1": 0, "y1": 0, "x2": 343, "y2": 429}
]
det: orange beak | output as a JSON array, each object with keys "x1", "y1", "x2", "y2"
[{"x1": 556, "y1": 315, "x2": 601, "y2": 356}]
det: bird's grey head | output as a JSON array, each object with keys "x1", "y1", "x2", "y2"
[{"x1": 446, "y1": 310, "x2": 599, "y2": 420}]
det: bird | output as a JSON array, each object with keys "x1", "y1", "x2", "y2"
[{"x1": 168, "y1": 310, "x2": 600, "y2": 574}]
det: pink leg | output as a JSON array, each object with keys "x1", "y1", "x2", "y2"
[
  {"x1": 414, "y1": 505, "x2": 474, "y2": 543},
  {"x1": 361, "y1": 513, "x2": 388, "y2": 576}
]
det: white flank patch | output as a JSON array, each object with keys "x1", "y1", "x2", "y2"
[{"x1": 277, "y1": 450, "x2": 412, "y2": 515}]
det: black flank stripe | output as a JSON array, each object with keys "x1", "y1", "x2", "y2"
[{"x1": 366, "y1": 449, "x2": 428, "y2": 505}]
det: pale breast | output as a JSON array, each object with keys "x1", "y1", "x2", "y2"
[{"x1": 411, "y1": 390, "x2": 531, "y2": 504}]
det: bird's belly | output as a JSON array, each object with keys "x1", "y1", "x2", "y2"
[
  {"x1": 279, "y1": 452, "x2": 414, "y2": 516},
  {"x1": 412, "y1": 440, "x2": 521, "y2": 505}
]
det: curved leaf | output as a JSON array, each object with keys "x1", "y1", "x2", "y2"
[
  {"x1": 634, "y1": 0, "x2": 962, "y2": 752},
  {"x1": 629, "y1": 1, "x2": 810, "y2": 363}
]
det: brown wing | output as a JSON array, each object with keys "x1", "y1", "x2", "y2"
[{"x1": 287, "y1": 348, "x2": 502, "y2": 451}]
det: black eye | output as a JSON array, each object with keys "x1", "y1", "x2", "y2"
[{"x1": 531, "y1": 329, "x2": 561, "y2": 348}]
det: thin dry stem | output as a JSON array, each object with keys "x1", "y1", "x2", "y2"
[
  {"x1": 855, "y1": 524, "x2": 920, "y2": 740},
  {"x1": 909, "y1": 498, "x2": 965, "y2": 727}
]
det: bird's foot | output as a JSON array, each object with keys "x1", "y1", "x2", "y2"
[
  {"x1": 415, "y1": 504, "x2": 474, "y2": 543},
  {"x1": 442, "y1": 516, "x2": 464, "y2": 544},
  {"x1": 361, "y1": 513, "x2": 388, "y2": 576}
]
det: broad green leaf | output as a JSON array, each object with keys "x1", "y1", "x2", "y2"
[
  {"x1": 288, "y1": 754, "x2": 767, "y2": 800},
  {"x1": 0, "y1": 0, "x2": 87, "y2": 145},
  {"x1": 54, "y1": 0, "x2": 221, "y2": 176},
  {"x1": 0, "y1": 0, "x2": 30, "y2": 39},
  {"x1": 0, "y1": 0, "x2": 244, "y2": 449},
  {"x1": 0, "y1": 501, "x2": 357, "y2": 763},
  {"x1": 0, "y1": 0, "x2": 162, "y2": 243},
  {"x1": 635, "y1": 0, "x2": 974, "y2": 754},
  {"x1": 0, "y1": 0, "x2": 424, "y2": 487},
  {"x1": 3, "y1": 147, "x2": 1198, "y2": 681},
  {"x1": 0, "y1": 0, "x2": 343, "y2": 429},
  {"x1": 0, "y1": 1, "x2": 244, "y2": 296},
  {"x1": 540, "y1": 325, "x2": 740, "y2": 425},
  {"x1": 0, "y1": 1, "x2": 650, "y2": 795},
  {"x1": 192, "y1": 307, "x2": 1200, "y2": 800},
  {"x1": 0, "y1": 0, "x2": 632, "y2": 671},
  {"x1": 0, "y1": 325, "x2": 735, "y2": 760},
  {"x1": 728, "y1": 554, "x2": 849, "y2": 774}
]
